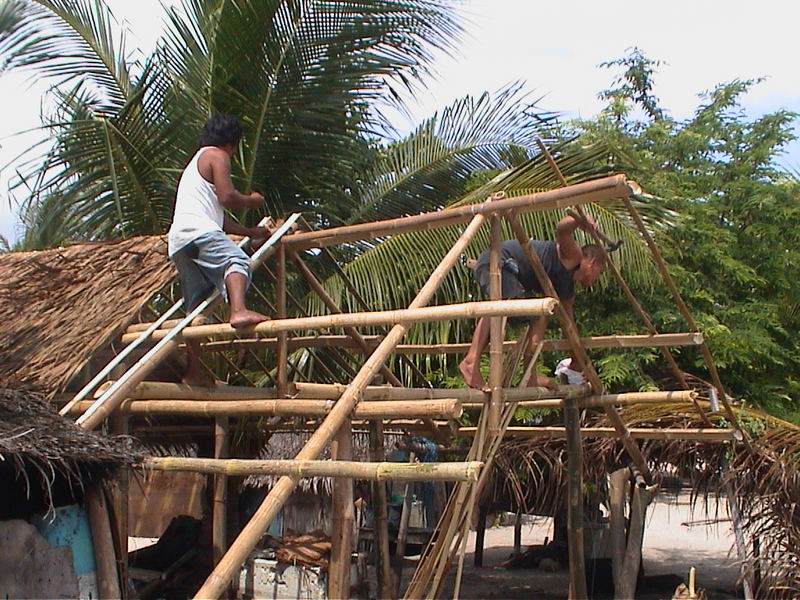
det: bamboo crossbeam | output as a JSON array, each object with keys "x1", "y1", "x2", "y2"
[
  {"x1": 146, "y1": 457, "x2": 483, "y2": 481},
  {"x1": 151, "y1": 331, "x2": 706, "y2": 353},
  {"x1": 461, "y1": 389, "x2": 698, "y2": 409},
  {"x1": 281, "y1": 175, "x2": 634, "y2": 251},
  {"x1": 94, "y1": 381, "x2": 280, "y2": 400},
  {"x1": 195, "y1": 213, "x2": 488, "y2": 600},
  {"x1": 68, "y1": 398, "x2": 463, "y2": 419},
  {"x1": 457, "y1": 426, "x2": 738, "y2": 442},
  {"x1": 121, "y1": 298, "x2": 557, "y2": 344}
]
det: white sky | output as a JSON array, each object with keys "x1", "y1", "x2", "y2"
[{"x1": 2, "y1": 0, "x2": 799, "y2": 245}]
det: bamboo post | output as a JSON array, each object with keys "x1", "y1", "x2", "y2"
[
  {"x1": 109, "y1": 412, "x2": 129, "y2": 599},
  {"x1": 370, "y1": 421, "x2": 395, "y2": 599},
  {"x1": 394, "y1": 452, "x2": 416, "y2": 597},
  {"x1": 86, "y1": 483, "x2": 122, "y2": 600},
  {"x1": 194, "y1": 213, "x2": 487, "y2": 600},
  {"x1": 146, "y1": 457, "x2": 482, "y2": 480},
  {"x1": 473, "y1": 503, "x2": 489, "y2": 567},
  {"x1": 488, "y1": 213, "x2": 504, "y2": 435},
  {"x1": 329, "y1": 420, "x2": 354, "y2": 600},
  {"x1": 213, "y1": 417, "x2": 229, "y2": 566},
  {"x1": 276, "y1": 244, "x2": 288, "y2": 398},
  {"x1": 564, "y1": 395, "x2": 588, "y2": 599}
]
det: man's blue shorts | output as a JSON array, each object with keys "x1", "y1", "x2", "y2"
[{"x1": 171, "y1": 230, "x2": 251, "y2": 311}]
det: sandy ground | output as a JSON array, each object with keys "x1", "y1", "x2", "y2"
[{"x1": 428, "y1": 490, "x2": 743, "y2": 599}]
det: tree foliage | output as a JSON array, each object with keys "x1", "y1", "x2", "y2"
[{"x1": 571, "y1": 48, "x2": 800, "y2": 420}]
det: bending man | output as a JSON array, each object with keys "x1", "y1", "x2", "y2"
[
  {"x1": 458, "y1": 213, "x2": 606, "y2": 390},
  {"x1": 168, "y1": 112, "x2": 270, "y2": 385}
]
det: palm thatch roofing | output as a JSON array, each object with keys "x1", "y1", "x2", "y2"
[
  {"x1": 0, "y1": 236, "x2": 173, "y2": 392},
  {"x1": 0, "y1": 386, "x2": 141, "y2": 483},
  {"x1": 490, "y1": 402, "x2": 800, "y2": 598}
]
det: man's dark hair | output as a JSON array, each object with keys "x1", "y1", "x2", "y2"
[
  {"x1": 581, "y1": 244, "x2": 607, "y2": 266},
  {"x1": 198, "y1": 112, "x2": 243, "y2": 147}
]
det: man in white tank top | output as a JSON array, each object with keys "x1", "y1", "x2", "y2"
[{"x1": 168, "y1": 113, "x2": 270, "y2": 385}]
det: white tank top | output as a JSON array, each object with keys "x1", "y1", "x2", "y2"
[{"x1": 168, "y1": 147, "x2": 225, "y2": 256}]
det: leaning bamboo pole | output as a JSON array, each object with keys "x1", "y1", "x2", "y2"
[
  {"x1": 122, "y1": 298, "x2": 557, "y2": 344},
  {"x1": 193, "y1": 213, "x2": 487, "y2": 600},
  {"x1": 146, "y1": 457, "x2": 483, "y2": 481},
  {"x1": 68, "y1": 398, "x2": 463, "y2": 419},
  {"x1": 458, "y1": 426, "x2": 739, "y2": 441},
  {"x1": 281, "y1": 175, "x2": 635, "y2": 251}
]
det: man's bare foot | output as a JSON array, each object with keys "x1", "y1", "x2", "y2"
[
  {"x1": 459, "y1": 357, "x2": 486, "y2": 390},
  {"x1": 230, "y1": 309, "x2": 269, "y2": 329},
  {"x1": 181, "y1": 372, "x2": 216, "y2": 387}
]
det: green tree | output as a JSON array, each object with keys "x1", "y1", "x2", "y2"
[{"x1": 572, "y1": 49, "x2": 800, "y2": 419}]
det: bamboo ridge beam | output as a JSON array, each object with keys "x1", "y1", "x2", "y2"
[
  {"x1": 458, "y1": 426, "x2": 738, "y2": 442},
  {"x1": 146, "y1": 457, "x2": 483, "y2": 481},
  {"x1": 69, "y1": 399, "x2": 462, "y2": 419},
  {"x1": 281, "y1": 175, "x2": 634, "y2": 251},
  {"x1": 121, "y1": 298, "x2": 557, "y2": 344}
]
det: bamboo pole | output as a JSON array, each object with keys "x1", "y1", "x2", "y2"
[
  {"x1": 282, "y1": 175, "x2": 635, "y2": 251},
  {"x1": 121, "y1": 298, "x2": 557, "y2": 344},
  {"x1": 370, "y1": 421, "x2": 395, "y2": 599},
  {"x1": 146, "y1": 458, "x2": 483, "y2": 480},
  {"x1": 460, "y1": 389, "x2": 699, "y2": 409},
  {"x1": 69, "y1": 398, "x2": 462, "y2": 419},
  {"x1": 488, "y1": 213, "x2": 504, "y2": 435},
  {"x1": 564, "y1": 396, "x2": 588, "y2": 599},
  {"x1": 94, "y1": 381, "x2": 280, "y2": 400},
  {"x1": 459, "y1": 426, "x2": 739, "y2": 441},
  {"x1": 292, "y1": 382, "x2": 590, "y2": 402},
  {"x1": 608, "y1": 468, "x2": 628, "y2": 589},
  {"x1": 194, "y1": 213, "x2": 488, "y2": 600},
  {"x1": 212, "y1": 417, "x2": 229, "y2": 566},
  {"x1": 86, "y1": 483, "x2": 122, "y2": 599},
  {"x1": 77, "y1": 215, "x2": 301, "y2": 430},
  {"x1": 276, "y1": 244, "x2": 288, "y2": 398},
  {"x1": 394, "y1": 452, "x2": 416, "y2": 597},
  {"x1": 621, "y1": 195, "x2": 740, "y2": 428},
  {"x1": 329, "y1": 420, "x2": 354, "y2": 600},
  {"x1": 194, "y1": 332, "x2": 705, "y2": 355}
]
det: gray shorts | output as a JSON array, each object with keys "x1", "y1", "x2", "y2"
[{"x1": 171, "y1": 230, "x2": 251, "y2": 310}]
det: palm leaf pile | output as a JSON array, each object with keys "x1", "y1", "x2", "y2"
[{"x1": 490, "y1": 400, "x2": 800, "y2": 597}]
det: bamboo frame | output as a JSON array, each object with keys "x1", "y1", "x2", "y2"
[
  {"x1": 194, "y1": 213, "x2": 488, "y2": 600},
  {"x1": 488, "y1": 213, "x2": 503, "y2": 434},
  {"x1": 121, "y1": 298, "x2": 557, "y2": 344},
  {"x1": 68, "y1": 398, "x2": 463, "y2": 419},
  {"x1": 329, "y1": 420, "x2": 354, "y2": 600},
  {"x1": 291, "y1": 382, "x2": 590, "y2": 401},
  {"x1": 146, "y1": 457, "x2": 483, "y2": 481}
]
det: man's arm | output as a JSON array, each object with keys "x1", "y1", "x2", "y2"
[
  {"x1": 555, "y1": 213, "x2": 594, "y2": 269},
  {"x1": 223, "y1": 215, "x2": 270, "y2": 240},
  {"x1": 201, "y1": 147, "x2": 264, "y2": 210}
]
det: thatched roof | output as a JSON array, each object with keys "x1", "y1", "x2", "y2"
[
  {"x1": 0, "y1": 387, "x2": 141, "y2": 478},
  {"x1": 0, "y1": 236, "x2": 174, "y2": 392}
]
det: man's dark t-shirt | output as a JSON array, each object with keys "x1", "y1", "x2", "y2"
[{"x1": 473, "y1": 240, "x2": 576, "y2": 301}]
